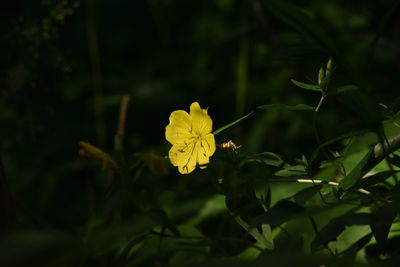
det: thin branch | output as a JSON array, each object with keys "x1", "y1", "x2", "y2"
[{"x1": 265, "y1": 178, "x2": 371, "y2": 195}]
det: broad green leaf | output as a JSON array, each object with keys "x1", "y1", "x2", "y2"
[
  {"x1": 257, "y1": 104, "x2": 315, "y2": 111},
  {"x1": 213, "y1": 111, "x2": 253, "y2": 135},
  {"x1": 290, "y1": 79, "x2": 322, "y2": 92},
  {"x1": 339, "y1": 149, "x2": 373, "y2": 190},
  {"x1": 311, "y1": 213, "x2": 372, "y2": 250}
]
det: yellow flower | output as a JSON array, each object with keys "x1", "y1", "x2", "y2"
[{"x1": 165, "y1": 102, "x2": 216, "y2": 174}]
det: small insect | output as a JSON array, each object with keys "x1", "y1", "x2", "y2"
[{"x1": 218, "y1": 140, "x2": 241, "y2": 151}]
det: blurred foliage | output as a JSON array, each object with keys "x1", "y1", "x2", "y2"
[{"x1": 1, "y1": 0, "x2": 400, "y2": 266}]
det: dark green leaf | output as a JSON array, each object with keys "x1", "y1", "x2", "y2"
[
  {"x1": 311, "y1": 213, "x2": 372, "y2": 250},
  {"x1": 274, "y1": 164, "x2": 307, "y2": 177},
  {"x1": 355, "y1": 171, "x2": 400, "y2": 188},
  {"x1": 389, "y1": 153, "x2": 400, "y2": 168},
  {"x1": 244, "y1": 152, "x2": 283, "y2": 167},
  {"x1": 370, "y1": 204, "x2": 396, "y2": 247},
  {"x1": 257, "y1": 104, "x2": 315, "y2": 111},
  {"x1": 251, "y1": 200, "x2": 304, "y2": 226},
  {"x1": 339, "y1": 233, "x2": 373, "y2": 259},
  {"x1": 236, "y1": 217, "x2": 274, "y2": 249},
  {"x1": 290, "y1": 79, "x2": 322, "y2": 92},
  {"x1": 339, "y1": 149, "x2": 373, "y2": 190},
  {"x1": 252, "y1": 198, "x2": 362, "y2": 228},
  {"x1": 293, "y1": 184, "x2": 323, "y2": 206}
]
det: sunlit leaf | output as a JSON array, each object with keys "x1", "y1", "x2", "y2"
[
  {"x1": 311, "y1": 213, "x2": 372, "y2": 250},
  {"x1": 339, "y1": 233, "x2": 373, "y2": 259},
  {"x1": 235, "y1": 217, "x2": 274, "y2": 249}
]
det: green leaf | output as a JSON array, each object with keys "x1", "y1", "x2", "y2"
[
  {"x1": 251, "y1": 200, "x2": 304, "y2": 226},
  {"x1": 290, "y1": 79, "x2": 322, "y2": 92},
  {"x1": 293, "y1": 184, "x2": 323, "y2": 206},
  {"x1": 235, "y1": 217, "x2": 274, "y2": 249},
  {"x1": 339, "y1": 233, "x2": 373, "y2": 259},
  {"x1": 257, "y1": 104, "x2": 315, "y2": 111},
  {"x1": 274, "y1": 164, "x2": 307, "y2": 177},
  {"x1": 389, "y1": 153, "x2": 400, "y2": 168},
  {"x1": 187, "y1": 195, "x2": 227, "y2": 225},
  {"x1": 355, "y1": 171, "x2": 400, "y2": 188},
  {"x1": 213, "y1": 111, "x2": 253, "y2": 135},
  {"x1": 244, "y1": 152, "x2": 283, "y2": 167},
  {"x1": 339, "y1": 149, "x2": 373, "y2": 191},
  {"x1": 370, "y1": 204, "x2": 396, "y2": 247},
  {"x1": 311, "y1": 213, "x2": 372, "y2": 250},
  {"x1": 251, "y1": 198, "x2": 359, "y2": 228}
]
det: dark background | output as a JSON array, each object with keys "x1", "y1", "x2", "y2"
[{"x1": 1, "y1": 0, "x2": 400, "y2": 265}]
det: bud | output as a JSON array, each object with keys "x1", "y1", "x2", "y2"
[
  {"x1": 318, "y1": 67, "x2": 325, "y2": 85},
  {"x1": 326, "y1": 57, "x2": 333, "y2": 76}
]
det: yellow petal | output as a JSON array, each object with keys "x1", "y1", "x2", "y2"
[
  {"x1": 169, "y1": 141, "x2": 198, "y2": 174},
  {"x1": 190, "y1": 102, "x2": 212, "y2": 136},
  {"x1": 202, "y1": 133, "x2": 216, "y2": 157},
  {"x1": 165, "y1": 110, "x2": 193, "y2": 144}
]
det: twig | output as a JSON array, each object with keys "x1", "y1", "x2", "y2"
[
  {"x1": 116, "y1": 95, "x2": 131, "y2": 139},
  {"x1": 266, "y1": 178, "x2": 371, "y2": 195}
]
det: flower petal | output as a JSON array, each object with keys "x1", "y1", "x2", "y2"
[
  {"x1": 166, "y1": 110, "x2": 193, "y2": 144},
  {"x1": 190, "y1": 102, "x2": 212, "y2": 135},
  {"x1": 169, "y1": 140, "x2": 198, "y2": 174},
  {"x1": 202, "y1": 133, "x2": 216, "y2": 156}
]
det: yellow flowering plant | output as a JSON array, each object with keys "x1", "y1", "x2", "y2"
[{"x1": 165, "y1": 102, "x2": 216, "y2": 174}]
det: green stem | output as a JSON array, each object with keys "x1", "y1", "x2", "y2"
[{"x1": 315, "y1": 94, "x2": 325, "y2": 113}]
